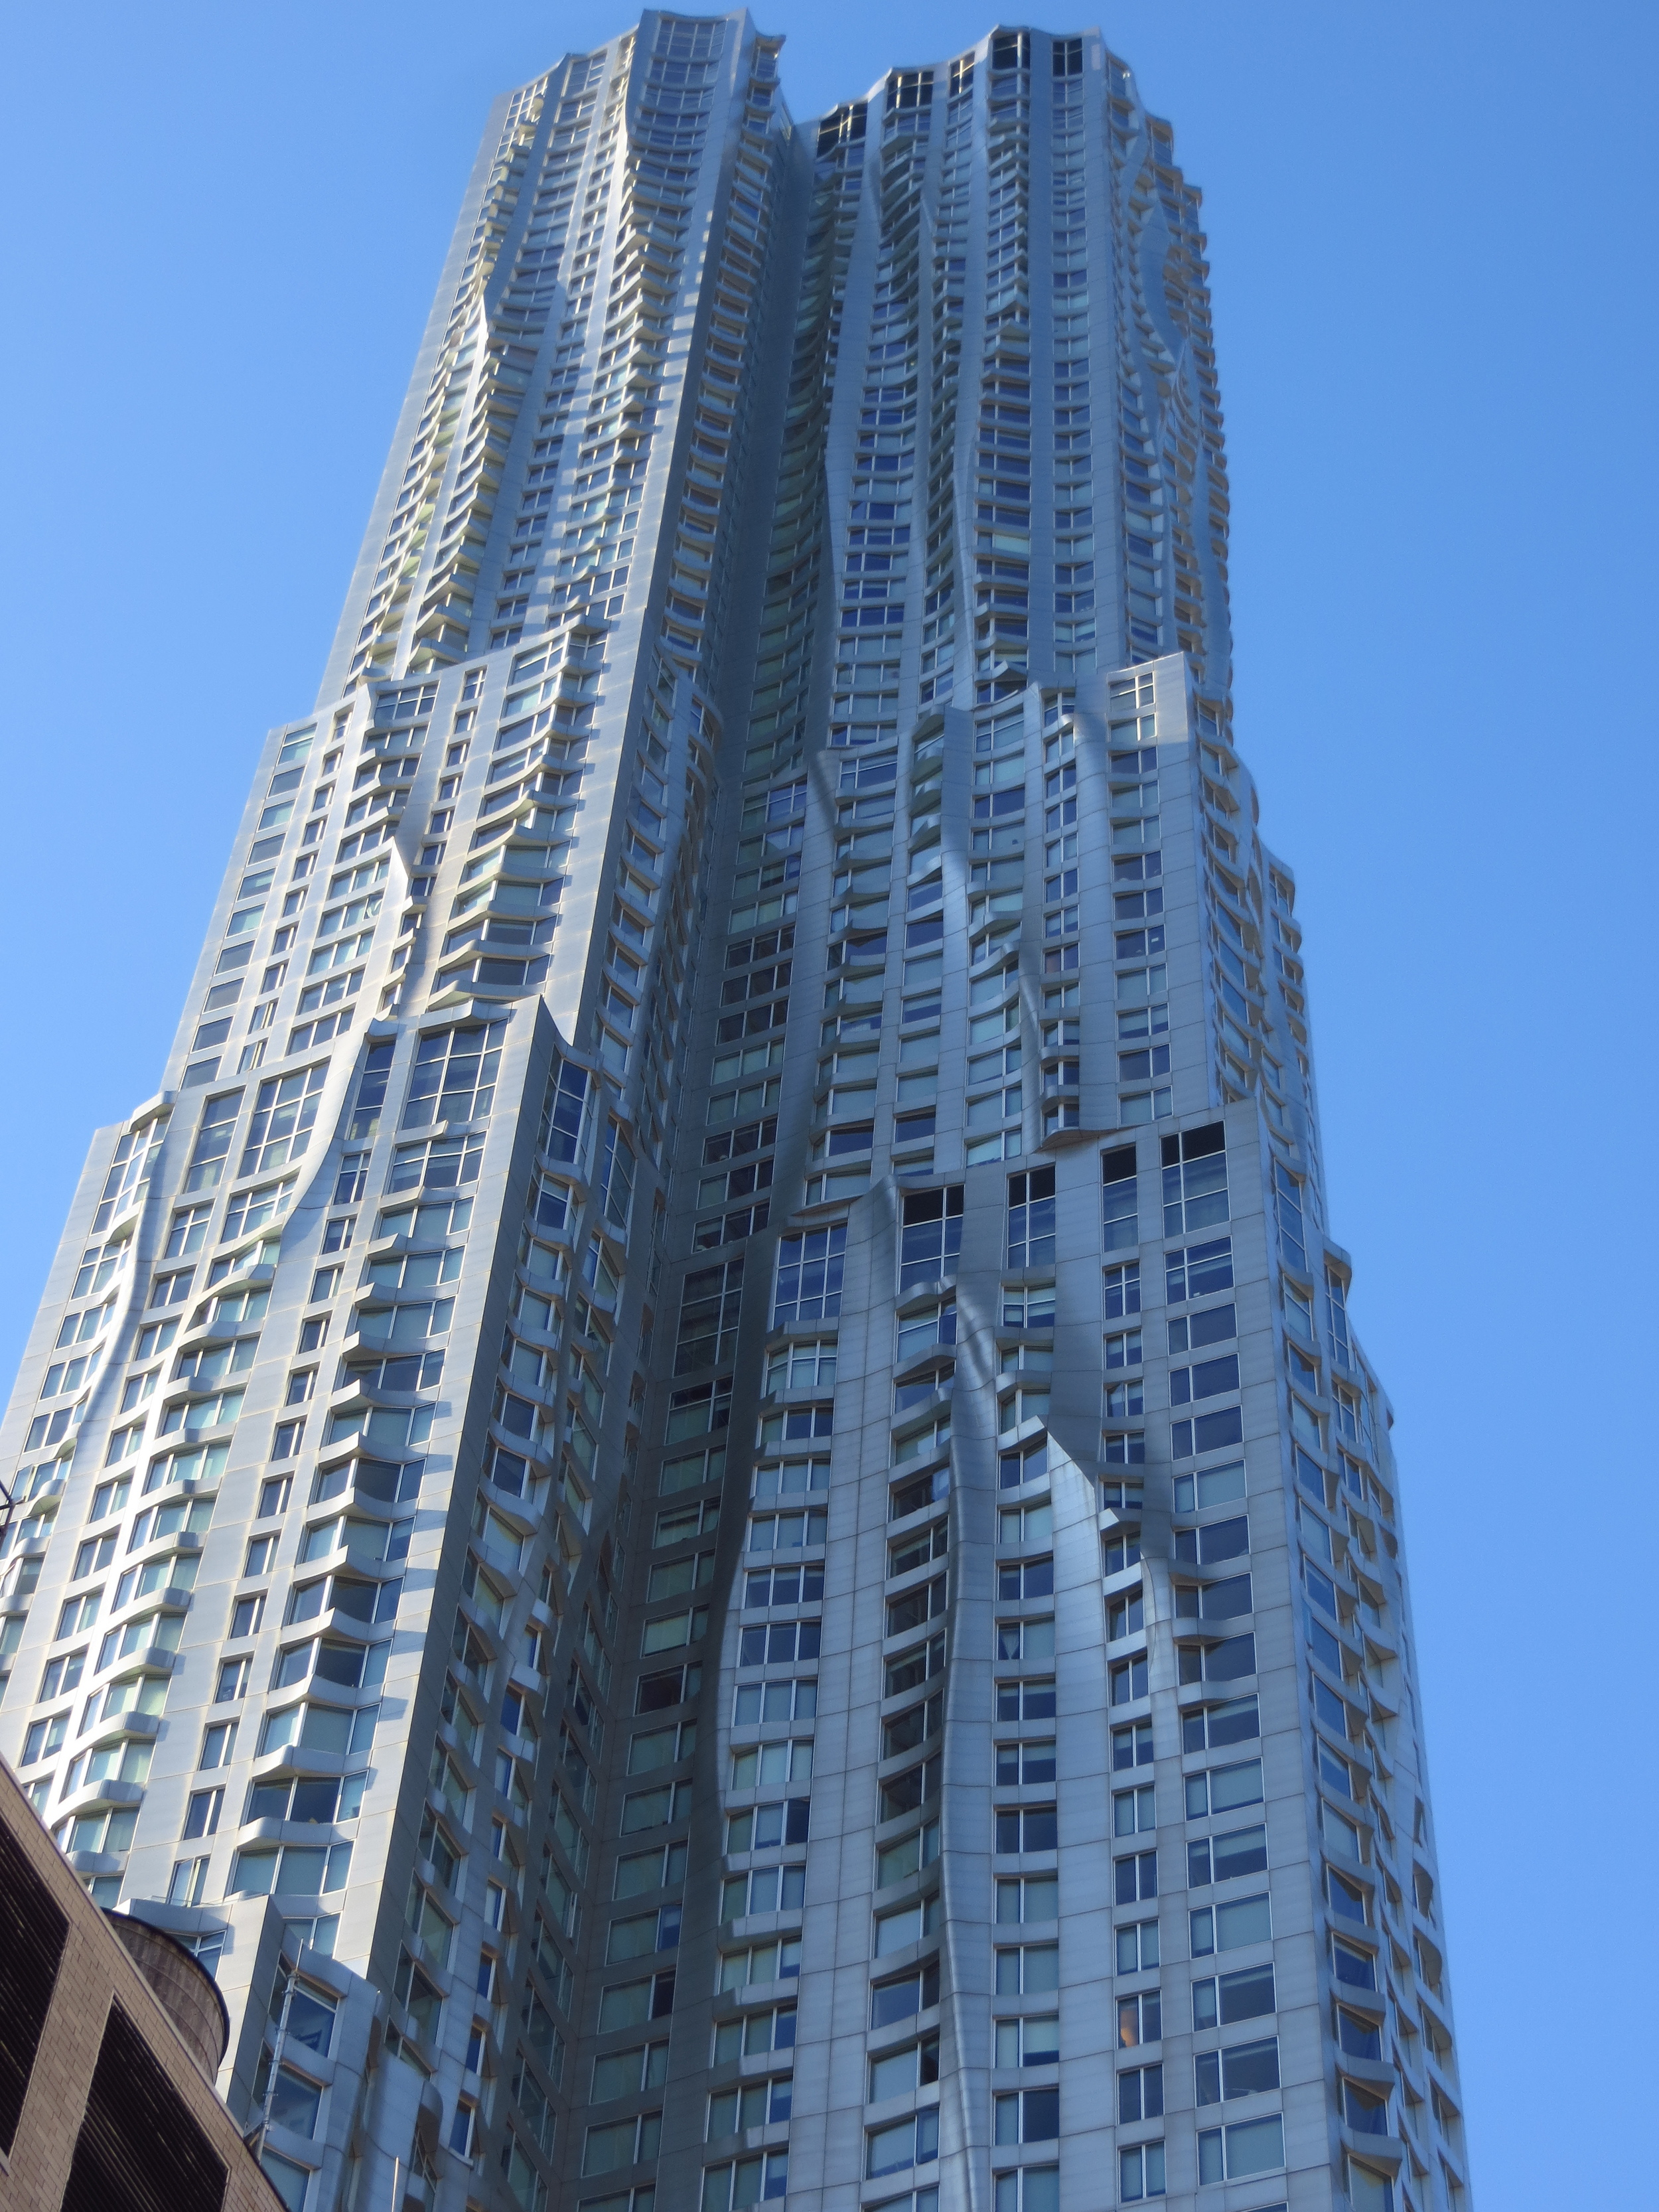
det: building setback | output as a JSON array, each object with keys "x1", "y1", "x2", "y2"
[{"x1": 0, "y1": 16, "x2": 1467, "y2": 2212}]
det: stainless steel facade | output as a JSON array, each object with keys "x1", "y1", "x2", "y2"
[{"x1": 0, "y1": 17, "x2": 1467, "y2": 2212}]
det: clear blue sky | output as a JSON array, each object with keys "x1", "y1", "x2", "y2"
[{"x1": 3, "y1": 2, "x2": 1655, "y2": 2196}]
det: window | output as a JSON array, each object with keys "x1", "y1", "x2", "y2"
[
  {"x1": 745, "y1": 1558, "x2": 823, "y2": 1609},
  {"x1": 589, "y1": 2040, "x2": 670, "y2": 2108},
  {"x1": 709, "y1": 2075, "x2": 794, "y2": 2139},
  {"x1": 1172, "y1": 1396, "x2": 1244, "y2": 1457},
  {"x1": 1171, "y1": 1601, "x2": 1256, "y2": 1671},
  {"x1": 996, "y1": 1556, "x2": 1053, "y2": 1602},
  {"x1": 884, "y1": 1629, "x2": 945, "y2": 1703},
  {"x1": 773, "y1": 1227, "x2": 845, "y2": 1325},
  {"x1": 712, "y1": 2002, "x2": 796, "y2": 2064},
  {"x1": 1113, "y1": 1720, "x2": 1153, "y2": 1770},
  {"x1": 1100, "y1": 1143, "x2": 1138, "y2": 1252},
  {"x1": 1118, "y1": 2063, "x2": 1163, "y2": 2122},
  {"x1": 182, "y1": 1787, "x2": 224, "y2": 1838},
  {"x1": 753, "y1": 1449, "x2": 835, "y2": 1511},
  {"x1": 73, "y1": 1534, "x2": 116, "y2": 1580},
  {"x1": 1190, "y1": 1891, "x2": 1271, "y2": 1956},
  {"x1": 1119, "y1": 2142, "x2": 1165, "y2": 2201},
  {"x1": 1185, "y1": 1759, "x2": 1263, "y2": 1820},
  {"x1": 1006, "y1": 1167, "x2": 1055, "y2": 1268},
  {"x1": 52, "y1": 1589, "x2": 98, "y2": 1639},
  {"x1": 901, "y1": 1187, "x2": 964, "y2": 1289},
  {"x1": 1273, "y1": 1159, "x2": 1307, "y2": 1272},
  {"x1": 997, "y1": 1490, "x2": 1050, "y2": 1543},
  {"x1": 676, "y1": 1257, "x2": 743, "y2": 1373},
  {"x1": 1116, "y1": 1918, "x2": 1159, "y2": 1973},
  {"x1": 597, "y1": 1967, "x2": 678, "y2": 2032},
  {"x1": 1113, "y1": 1783, "x2": 1157, "y2": 1836},
  {"x1": 758, "y1": 1402, "x2": 832, "y2": 1453},
  {"x1": 607, "y1": 1905, "x2": 682, "y2": 1963},
  {"x1": 1327, "y1": 1866, "x2": 1370, "y2": 1924},
  {"x1": 996, "y1": 1616, "x2": 1054, "y2": 1665},
  {"x1": 184, "y1": 1092, "x2": 242, "y2": 1194},
  {"x1": 583, "y1": 2110, "x2": 662, "y2": 2175},
  {"x1": 240, "y1": 1065, "x2": 328, "y2": 1178},
  {"x1": 1118, "y1": 1987, "x2": 1161, "y2": 2046},
  {"x1": 1162, "y1": 1124, "x2": 1228, "y2": 1237},
  {"x1": 702, "y1": 2153, "x2": 788, "y2": 2208},
  {"x1": 220, "y1": 1176, "x2": 296, "y2": 1244},
  {"x1": 163, "y1": 1205, "x2": 212, "y2": 1260},
  {"x1": 1332, "y1": 1935, "x2": 1376, "y2": 1992},
  {"x1": 993, "y1": 1941, "x2": 1058, "y2": 1997},
  {"x1": 199, "y1": 1719, "x2": 237, "y2": 1769},
  {"x1": 1107, "y1": 1585, "x2": 1145, "y2": 1641},
  {"x1": 994, "y1": 2172, "x2": 1059, "y2": 2212},
  {"x1": 867, "y1": 2109, "x2": 939, "y2": 2177},
  {"x1": 1173, "y1": 1565, "x2": 1252, "y2": 1624},
  {"x1": 21, "y1": 1712, "x2": 68, "y2": 1764},
  {"x1": 996, "y1": 1739, "x2": 1056, "y2": 1788},
  {"x1": 1167, "y1": 1295, "x2": 1236, "y2": 1357},
  {"x1": 723, "y1": 1856, "x2": 806, "y2": 1913},
  {"x1": 1194, "y1": 2034, "x2": 1279, "y2": 2106},
  {"x1": 389, "y1": 1133, "x2": 483, "y2": 1191},
  {"x1": 1183, "y1": 1696, "x2": 1260, "y2": 1756},
  {"x1": 1103, "y1": 1325, "x2": 1145, "y2": 1381},
  {"x1": 868, "y1": 1953, "x2": 942, "y2": 2029},
  {"x1": 766, "y1": 1339, "x2": 837, "y2": 1392},
  {"x1": 1103, "y1": 1523, "x2": 1143, "y2": 1576},
  {"x1": 868, "y1": 2034, "x2": 940, "y2": 2104},
  {"x1": 1197, "y1": 2114, "x2": 1284, "y2": 2184},
  {"x1": 1187, "y1": 1819, "x2": 1268, "y2": 1886},
  {"x1": 1164, "y1": 1243, "x2": 1231, "y2": 1315},
  {"x1": 995, "y1": 1872, "x2": 1058, "y2": 1925},
  {"x1": 340, "y1": 1349, "x2": 441, "y2": 1396},
  {"x1": 998, "y1": 1437, "x2": 1047, "y2": 1491},
  {"x1": 1192, "y1": 1961, "x2": 1275, "y2": 2029},
  {"x1": 897, "y1": 1299, "x2": 956, "y2": 1363},
  {"x1": 1114, "y1": 1851, "x2": 1157, "y2": 1905},
  {"x1": 995, "y1": 2086, "x2": 1058, "y2": 2144},
  {"x1": 403, "y1": 1023, "x2": 504, "y2": 1128},
  {"x1": 1169, "y1": 1343, "x2": 1240, "y2": 1410},
  {"x1": 739, "y1": 1620, "x2": 820, "y2": 1667},
  {"x1": 1173, "y1": 1461, "x2": 1246, "y2": 1514},
  {"x1": 989, "y1": 2004, "x2": 1062, "y2": 2079},
  {"x1": 1336, "y1": 2006, "x2": 1382, "y2": 2061},
  {"x1": 993, "y1": 1797, "x2": 1057, "y2": 1852},
  {"x1": 729, "y1": 1737, "x2": 812, "y2": 1790},
  {"x1": 890, "y1": 1520, "x2": 948, "y2": 1581},
  {"x1": 1001, "y1": 1282, "x2": 1055, "y2": 1330}
]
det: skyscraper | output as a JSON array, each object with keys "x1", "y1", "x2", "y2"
[{"x1": 0, "y1": 15, "x2": 1468, "y2": 2212}]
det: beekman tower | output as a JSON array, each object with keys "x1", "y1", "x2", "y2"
[{"x1": 0, "y1": 17, "x2": 1468, "y2": 2212}]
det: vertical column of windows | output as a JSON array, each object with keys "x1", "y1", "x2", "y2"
[
  {"x1": 743, "y1": 93, "x2": 862, "y2": 787},
  {"x1": 814, "y1": 747, "x2": 895, "y2": 1204},
  {"x1": 354, "y1": 66, "x2": 563, "y2": 685},
  {"x1": 1050, "y1": 37, "x2": 1093, "y2": 686},
  {"x1": 1099, "y1": 1126, "x2": 1153, "y2": 2182},
  {"x1": 918, "y1": 56, "x2": 968, "y2": 717},
  {"x1": 1102, "y1": 673, "x2": 1169, "y2": 1124},
  {"x1": 961, "y1": 23, "x2": 1040, "y2": 1175},
  {"x1": 964, "y1": 693, "x2": 1027, "y2": 1165},
  {"x1": 1037, "y1": 692, "x2": 1082, "y2": 1133},
  {"x1": 867, "y1": 1173, "x2": 951, "y2": 2197},
  {"x1": 695, "y1": 1142, "x2": 826, "y2": 2201},
  {"x1": 1267, "y1": 1099, "x2": 1437, "y2": 2185}
]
